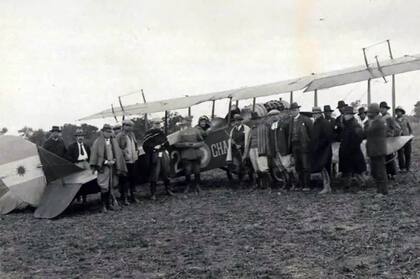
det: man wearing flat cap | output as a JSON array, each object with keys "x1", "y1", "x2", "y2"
[
  {"x1": 365, "y1": 103, "x2": 388, "y2": 195},
  {"x1": 288, "y1": 102, "x2": 313, "y2": 191},
  {"x1": 43, "y1": 126, "x2": 67, "y2": 158},
  {"x1": 90, "y1": 124, "x2": 127, "y2": 212},
  {"x1": 380, "y1": 101, "x2": 401, "y2": 179},
  {"x1": 226, "y1": 113, "x2": 253, "y2": 187},
  {"x1": 116, "y1": 119, "x2": 139, "y2": 204},
  {"x1": 338, "y1": 106, "x2": 366, "y2": 192},
  {"x1": 311, "y1": 107, "x2": 334, "y2": 194},
  {"x1": 143, "y1": 117, "x2": 174, "y2": 200},
  {"x1": 395, "y1": 106, "x2": 413, "y2": 172}
]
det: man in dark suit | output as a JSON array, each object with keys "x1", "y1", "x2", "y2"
[
  {"x1": 66, "y1": 128, "x2": 91, "y2": 204},
  {"x1": 288, "y1": 102, "x2": 313, "y2": 191},
  {"x1": 365, "y1": 103, "x2": 388, "y2": 195},
  {"x1": 66, "y1": 128, "x2": 91, "y2": 169},
  {"x1": 43, "y1": 126, "x2": 67, "y2": 158},
  {"x1": 334, "y1": 100, "x2": 347, "y2": 141},
  {"x1": 143, "y1": 118, "x2": 174, "y2": 200}
]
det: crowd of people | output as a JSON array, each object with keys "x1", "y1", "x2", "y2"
[{"x1": 41, "y1": 99, "x2": 415, "y2": 213}]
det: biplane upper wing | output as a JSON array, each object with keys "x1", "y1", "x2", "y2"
[
  {"x1": 79, "y1": 77, "x2": 313, "y2": 121},
  {"x1": 305, "y1": 54, "x2": 420, "y2": 91}
]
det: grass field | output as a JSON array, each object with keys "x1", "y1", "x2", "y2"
[{"x1": 0, "y1": 134, "x2": 419, "y2": 278}]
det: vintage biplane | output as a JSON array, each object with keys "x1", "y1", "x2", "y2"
[
  {"x1": 80, "y1": 48, "x2": 419, "y2": 179},
  {"x1": 1, "y1": 44, "x2": 418, "y2": 218}
]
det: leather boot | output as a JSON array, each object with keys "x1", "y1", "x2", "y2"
[
  {"x1": 100, "y1": 193, "x2": 107, "y2": 213},
  {"x1": 184, "y1": 175, "x2": 191, "y2": 193},
  {"x1": 106, "y1": 192, "x2": 117, "y2": 211},
  {"x1": 129, "y1": 185, "x2": 139, "y2": 203},
  {"x1": 165, "y1": 180, "x2": 175, "y2": 196},
  {"x1": 194, "y1": 174, "x2": 202, "y2": 194},
  {"x1": 120, "y1": 184, "x2": 129, "y2": 206},
  {"x1": 150, "y1": 182, "x2": 157, "y2": 201}
]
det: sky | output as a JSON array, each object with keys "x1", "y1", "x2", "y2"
[{"x1": 1, "y1": 0, "x2": 420, "y2": 134}]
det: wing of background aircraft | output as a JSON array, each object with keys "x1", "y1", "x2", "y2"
[
  {"x1": 305, "y1": 54, "x2": 420, "y2": 91},
  {"x1": 79, "y1": 77, "x2": 313, "y2": 121},
  {"x1": 79, "y1": 53, "x2": 420, "y2": 121}
]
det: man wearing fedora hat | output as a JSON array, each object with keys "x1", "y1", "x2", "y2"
[
  {"x1": 43, "y1": 126, "x2": 67, "y2": 158},
  {"x1": 143, "y1": 117, "x2": 174, "y2": 200},
  {"x1": 288, "y1": 102, "x2": 313, "y2": 191},
  {"x1": 66, "y1": 128, "x2": 91, "y2": 169},
  {"x1": 380, "y1": 101, "x2": 401, "y2": 179},
  {"x1": 395, "y1": 106, "x2": 413, "y2": 173},
  {"x1": 338, "y1": 106, "x2": 366, "y2": 192},
  {"x1": 90, "y1": 124, "x2": 128, "y2": 213},
  {"x1": 311, "y1": 107, "x2": 334, "y2": 194},
  {"x1": 365, "y1": 103, "x2": 388, "y2": 195},
  {"x1": 116, "y1": 119, "x2": 139, "y2": 204}
]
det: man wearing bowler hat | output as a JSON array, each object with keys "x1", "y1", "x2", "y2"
[
  {"x1": 380, "y1": 101, "x2": 401, "y2": 179},
  {"x1": 365, "y1": 103, "x2": 388, "y2": 195},
  {"x1": 395, "y1": 106, "x2": 413, "y2": 172},
  {"x1": 143, "y1": 117, "x2": 174, "y2": 200},
  {"x1": 116, "y1": 119, "x2": 139, "y2": 204},
  {"x1": 43, "y1": 126, "x2": 67, "y2": 158},
  {"x1": 288, "y1": 102, "x2": 313, "y2": 191},
  {"x1": 334, "y1": 100, "x2": 347, "y2": 141},
  {"x1": 90, "y1": 124, "x2": 127, "y2": 213}
]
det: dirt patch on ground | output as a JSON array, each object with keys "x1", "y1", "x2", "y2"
[{"x1": 1, "y1": 138, "x2": 420, "y2": 278}]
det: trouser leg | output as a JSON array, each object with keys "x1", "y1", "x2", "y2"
[
  {"x1": 405, "y1": 140, "x2": 412, "y2": 171},
  {"x1": 301, "y1": 152, "x2": 311, "y2": 189},
  {"x1": 398, "y1": 148, "x2": 405, "y2": 171},
  {"x1": 385, "y1": 154, "x2": 397, "y2": 177},
  {"x1": 292, "y1": 145, "x2": 303, "y2": 189},
  {"x1": 370, "y1": 156, "x2": 388, "y2": 194}
]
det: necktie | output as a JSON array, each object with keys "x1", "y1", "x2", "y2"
[{"x1": 80, "y1": 143, "x2": 84, "y2": 155}]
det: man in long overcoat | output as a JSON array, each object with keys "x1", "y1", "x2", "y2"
[
  {"x1": 380, "y1": 101, "x2": 401, "y2": 179},
  {"x1": 90, "y1": 124, "x2": 127, "y2": 213},
  {"x1": 365, "y1": 103, "x2": 388, "y2": 195},
  {"x1": 338, "y1": 106, "x2": 366, "y2": 191},
  {"x1": 311, "y1": 107, "x2": 334, "y2": 194}
]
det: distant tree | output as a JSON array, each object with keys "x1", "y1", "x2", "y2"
[
  {"x1": 18, "y1": 126, "x2": 34, "y2": 139},
  {"x1": 28, "y1": 129, "x2": 47, "y2": 146},
  {"x1": 0, "y1": 127, "x2": 7, "y2": 135},
  {"x1": 414, "y1": 101, "x2": 420, "y2": 120},
  {"x1": 167, "y1": 112, "x2": 185, "y2": 134},
  {"x1": 60, "y1": 123, "x2": 99, "y2": 147}
]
